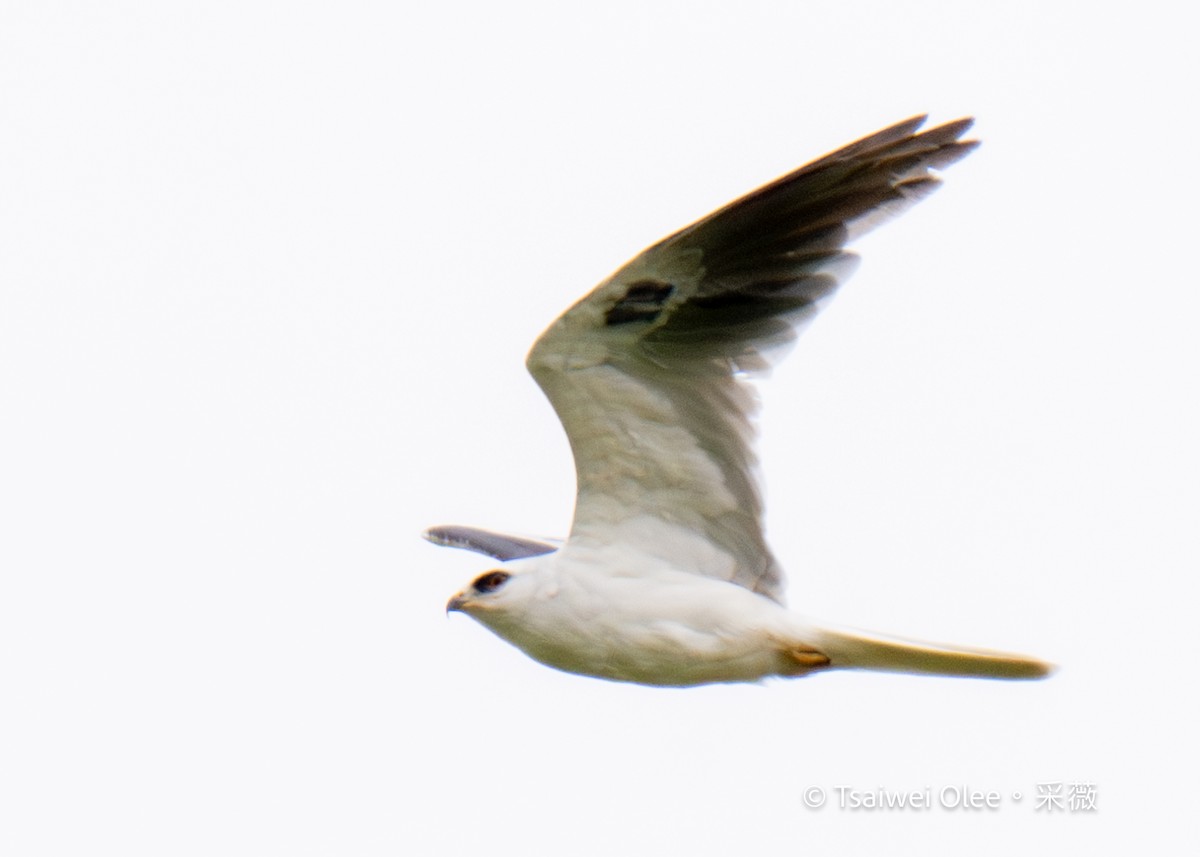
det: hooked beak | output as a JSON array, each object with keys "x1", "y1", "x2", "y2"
[{"x1": 446, "y1": 592, "x2": 469, "y2": 614}]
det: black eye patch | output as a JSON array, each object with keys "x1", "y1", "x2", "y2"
[{"x1": 472, "y1": 571, "x2": 511, "y2": 593}]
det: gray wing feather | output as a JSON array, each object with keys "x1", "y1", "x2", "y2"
[{"x1": 422, "y1": 525, "x2": 560, "y2": 561}]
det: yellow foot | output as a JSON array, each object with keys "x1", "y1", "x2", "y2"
[{"x1": 784, "y1": 645, "x2": 831, "y2": 672}]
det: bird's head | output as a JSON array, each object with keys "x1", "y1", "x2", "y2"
[{"x1": 446, "y1": 567, "x2": 529, "y2": 622}]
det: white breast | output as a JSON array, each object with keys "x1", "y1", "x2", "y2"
[{"x1": 482, "y1": 550, "x2": 800, "y2": 686}]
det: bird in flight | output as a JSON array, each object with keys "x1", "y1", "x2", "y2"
[{"x1": 427, "y1": 115, "x2": 1051, "y2": 686}]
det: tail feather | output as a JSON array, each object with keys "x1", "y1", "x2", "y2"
[{"x1": 812, "y1": 626, "x2": 1053, "y2": 680}]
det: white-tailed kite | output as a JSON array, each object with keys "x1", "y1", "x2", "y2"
[{"x1": 428, "y1": 115, "x2": 1051, "y2": 686}]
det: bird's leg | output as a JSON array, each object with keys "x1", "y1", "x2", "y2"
[{"x1": 782, "y1": 643, "x2": 831, "y2": 674}]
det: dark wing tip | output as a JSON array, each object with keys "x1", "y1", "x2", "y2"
[
  {"x1": 799, "y1": 114, "x2": 930, "y2": 172},
  {"x1": 624, "y1": 113, "x2": 980, "y2": 372}
]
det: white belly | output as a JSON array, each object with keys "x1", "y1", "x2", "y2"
[{"x1": 480, "y1": 566, "x2": 802, "y2": 687}]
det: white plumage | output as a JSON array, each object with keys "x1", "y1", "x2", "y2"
[{"x1": 428, "y1": 115, "x2": 1051, "y2": 686}]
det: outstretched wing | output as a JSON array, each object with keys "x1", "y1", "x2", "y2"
[
  {"x1": 527, "y1": 115, "x2": 977, "y2": 604},
  {"x1": 423, "y1": 525, "x2": 560, "y2": 561}
]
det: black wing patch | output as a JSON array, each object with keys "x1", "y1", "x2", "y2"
[{"x1": 605, "y1": 280, "x2": 675, "y2": 325}]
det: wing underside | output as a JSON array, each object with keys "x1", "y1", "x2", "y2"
[{"x1": 525, "y1": 116, "x2": 977, "y2": 603}]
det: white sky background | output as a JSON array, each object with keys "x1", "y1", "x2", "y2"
[{"x1": 2, "y1": 1, "x2": 1196, "y2": 853}]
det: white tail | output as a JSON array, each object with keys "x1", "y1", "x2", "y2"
[{"x1": 813, "y1": 626, "x2": 1053, "y2": 680}]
